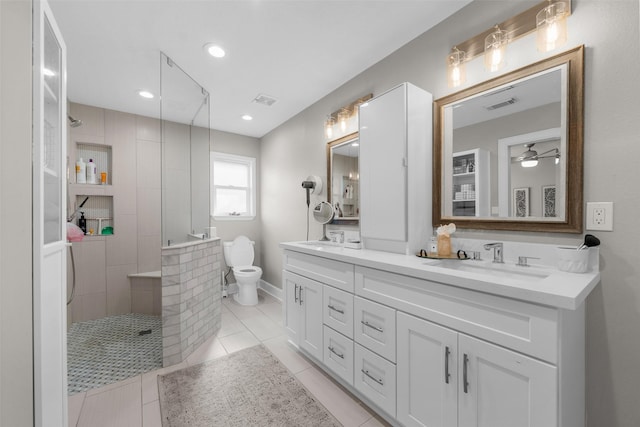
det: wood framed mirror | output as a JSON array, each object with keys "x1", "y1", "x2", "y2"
[
  {"x1": 433, "y1": 45, "x2": 584, "y2": 233},
  {"x1": 326, "y1": 132, "x2": 360, "y2": 224}
]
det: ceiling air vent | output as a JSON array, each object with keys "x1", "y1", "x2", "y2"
[
  {"x1": 252, "y1": 94, "x2": 277, "y2": 107},
  {"x1": 485, "y1": 97, "x2": 517, "y2": 111}
]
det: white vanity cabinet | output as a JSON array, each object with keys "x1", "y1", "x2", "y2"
[
  {"x1": 359, "y1": 82, "x2": 432, "y2": 254},
  {"x1": 281, "y1": 246, "x2": 590, "y2": 427},
  {"x1": 397, "y1": 312, "x2": 557, "y2": 427}
]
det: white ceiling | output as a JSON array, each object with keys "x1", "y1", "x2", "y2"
[{"x1": 49, "y1": 0, "x2": 472, "y2": 138}]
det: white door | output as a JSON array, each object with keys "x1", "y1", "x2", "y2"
[
  {"x1": 359, "y1": 84, "x2": 407, "y2": 242},
  {"x1": 458, "y1": 334, "x2": 557, "y2": 427},
  {"x1": 299, "y1": 277, "x2": 323, "y2": 361},
  {"x1": 283, "y1": 271, "x2": 300, "y2": 344},
  {"x1": 397, "y1": 312, "x2": 458, "y2": 427},
  {"x1": 33, "y1": 0, "x2": 68, "y2": 425}
]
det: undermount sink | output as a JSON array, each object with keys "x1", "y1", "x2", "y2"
[
  {"x1": 430, "y1": 259, "x2": 551, "y2": 282},
  {"x1": 298, "y1": 240, "x2": 342, "y2": 249}
]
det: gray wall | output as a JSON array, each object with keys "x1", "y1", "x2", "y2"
[
  {"x1": 260, "y1": 1, "x2": 640, "y2": 425},
  {"x1": 0, "y1": 1, "x2": 34, "y2": 424}
]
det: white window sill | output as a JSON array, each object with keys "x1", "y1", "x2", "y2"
[{"x1": 212, "y1": 215, "x2": 256, "y2": 221}]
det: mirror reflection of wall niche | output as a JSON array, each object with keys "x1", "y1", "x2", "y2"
[{"x1": 331, "y1": 144, "x2": 359, "y2": 218}]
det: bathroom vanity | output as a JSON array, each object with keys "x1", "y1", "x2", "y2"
[{"x1": 280, "y1": 241, "x2": 599, "y2": 427}]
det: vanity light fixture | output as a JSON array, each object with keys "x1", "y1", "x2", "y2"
[
  {"x1": 138, "y1": 90, "x2": 155, "y2": 99},
  {"x1": 484, "y1": 25, "x2": 508, "y2": 72},
  {"x1": 338, "y1": 108, "x2": 350, "y2": 132},
  {"x1": 324, "y1": 115, "x2": 336, "y2": 139},
  {"x1": 447, "y1": 47, "x2": 467, "y2": 88},
  {"x1": 445, "y1": 1, "x2": 571, "y2": 83},
  {"x1": 536, "y1": 0, "x2": 569, "y2": 52},
  {"x1": 324, "y1": 94, "x2": 373, "y2": 140},
  {"x1": 204, "y1": 43, "x2": 226, "y2": 58}
]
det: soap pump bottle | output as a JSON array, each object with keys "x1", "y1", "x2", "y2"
[
  {"x1": 78, "y1": 212, "x2": 87, "y2": 234},
  {"x1": 429, "y1": 231, "x2": 438, "y2": 255},
  {"x1": 86, "y1": 158, "x2": 97, "y2": 184}
]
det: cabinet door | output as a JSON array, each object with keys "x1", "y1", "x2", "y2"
[
  {"x1": 283, "y1": 271, "x2": 300, "y2": 344},
  {"x1": 458, "y1": 334, "x2": 558, "y2": 427},
  {"x1": 359, "y1": 84, "x2": 407, "y2": 242},
  {"x1": 397, "y1": 313, "x2": 458, "y2": 427},
  {"x1": 299, "y1": 277, "x2": 323, "y2": 361}
]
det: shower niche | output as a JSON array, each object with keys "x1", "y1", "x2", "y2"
[{"x1": 75, "y1": 142, "x2": 112, "y2": 185}]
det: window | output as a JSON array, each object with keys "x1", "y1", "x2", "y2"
[{"x1": 211, "y1": 152, "x2": 256, "y2": 220}]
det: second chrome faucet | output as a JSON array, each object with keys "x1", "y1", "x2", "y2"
[{"x1": 483, "y1": 242, "x2": 504, "y2": 263}]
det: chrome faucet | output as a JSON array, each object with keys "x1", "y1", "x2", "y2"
[{"x1": 484, "y1": 242, "x2": 504, "y2": 263}]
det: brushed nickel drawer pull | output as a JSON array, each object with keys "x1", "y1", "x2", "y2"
[
  {"x1": 445, "y1": 346, "x2": 451, "y2": 384},
  {"x1": 328, "y1": 304, "x2": 344, "y2": 314},
  {"x1": 361, "y1": 369, "x2": 384, "y2": 386},
  {"x1": 328, "y1": 346, "x2": 344, "y2": 359},
  {"x1": 294, "y1": 284, "x2": 298, "y2": 303},
  {"x1": 361, "y1": 320, "x2": 383, "y2": 333}
]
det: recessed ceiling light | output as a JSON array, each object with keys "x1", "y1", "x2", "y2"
[
  {"x1": 204, "y1": 43, "x2": 226, "y2": 58},
  {"x1": 242, "y1": 115, "x2": 253, "y2": 121},
  {"x1": 138, "y1": 90, "x2": 154, "y2": 99}
]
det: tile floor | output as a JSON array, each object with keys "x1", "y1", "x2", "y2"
[{"x1": 68, "y1": 290, "x2": 390, "y2": 427}]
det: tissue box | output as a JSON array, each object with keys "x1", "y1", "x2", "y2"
[{"x1": 556, "y1": 247, "x2": 590, "y2": 273}]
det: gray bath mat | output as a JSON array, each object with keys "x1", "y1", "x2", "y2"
[{"x1": 158, "y1": 344, "x2": 342, "y2": 426}]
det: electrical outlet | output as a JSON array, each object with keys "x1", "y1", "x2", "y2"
[{"x1": 586, "y1": 202, "x2": 613, "y2": 231}]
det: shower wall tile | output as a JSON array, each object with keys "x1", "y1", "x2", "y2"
[
  {"x1": 72, "y1": 239, "x2": 107, "y2": 297},
  {"x1": 136, "y1": 188, "x2": 161, "y2": 237},
  {"x1": 136, "y1": 116, "x2": 161, "y2": 142},
  {"x1": 69, "y1": 103, "x2": 105, "y2": 138},
  {"x1": 106, "y1": 214, "x2": 138, "y2": 267},
  {"x1": 136, "y1": 140, "x2": 161, "y2": 189},
  {"x1": 107, "y1": 110, "x2": 137, "y2": 215},
  {"x1": 138, "y1": 235, "x2": 162, "y2": 273},
  {"x1": 74, "y1": 292, "x2": 107, "y2": 322},
  {"x1": 106, "y1": 264, "x2": 137, "y2": 316}
]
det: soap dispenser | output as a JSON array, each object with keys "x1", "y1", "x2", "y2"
[{"x1": 78, "y1": 211, "x2": 87, "y2": 234}]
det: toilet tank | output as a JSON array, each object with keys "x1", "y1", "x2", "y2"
[{"x1": 223, "y1": 237, "x2": 255, "y2": 267}]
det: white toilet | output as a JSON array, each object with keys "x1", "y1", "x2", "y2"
[{"x1": 223, "y1": 235, "x2": 262, "y2": 306}]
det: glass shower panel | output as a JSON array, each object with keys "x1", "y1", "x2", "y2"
[{"x1": 160, "y1": 53, "x2": 210, "y2": 245}]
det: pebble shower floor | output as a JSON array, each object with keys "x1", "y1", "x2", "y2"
[{"x1": 67, "y1": 313, "x2": 162, "y2": 395}]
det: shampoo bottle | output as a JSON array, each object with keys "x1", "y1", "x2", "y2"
[
  {"x1": 86, "y1": 158, "x2": 97, "y2": 184},
  {"x1": 78, "y1": 212, "x2": 87, "y2": 234},
  {"x1": 76, "y1": 158, "x2": 86, "y2": 184}
]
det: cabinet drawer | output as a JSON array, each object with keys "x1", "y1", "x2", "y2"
[
  {"x1": 283, "y1": 250, "x2": 354, "y2": 292},
  {"x1": 355, "y1": 343, "x2": 396, "y2": 418},
  {"x1": 354, "y1": 297, "x2": 396, "y2": 363},
  {"x1": 323, "y1": 286, "x2": 354, "y2": 339},
  {"x1": 323, "y1": 326, "x2": 354, "y2": 386},
  {"x1": 355, "y1": 266, "x2": 558, "y2": 363}
]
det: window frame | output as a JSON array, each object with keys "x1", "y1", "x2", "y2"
[{"x1": 210, "y1": 151, "x2": 256, "y2": 221}]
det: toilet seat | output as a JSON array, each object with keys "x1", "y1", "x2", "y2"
[{"x1": 233, "y1": 266, "x2": 262, "y2": 277}]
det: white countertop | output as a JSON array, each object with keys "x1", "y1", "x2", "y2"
[{"x1": 280, "y1": 241, "x2": 601, "y2": 310}]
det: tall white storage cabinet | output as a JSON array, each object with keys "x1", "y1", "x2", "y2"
[
  {"x1": 359, "y1": 83, "x2": 432, "y2": 254},
  {"x1": 33, "y1": 0, "x2": 68, "y2": 425}
]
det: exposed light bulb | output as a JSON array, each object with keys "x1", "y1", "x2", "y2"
[
  {"x1": 484, "y1": 26, "x2": 507, "y2": 72},
  {"x1": 536, "y1": 1, "x2": 568, "y2": 52},
  {"x1": 447, "y1": 47, "x2": 466, "y2": 88}
]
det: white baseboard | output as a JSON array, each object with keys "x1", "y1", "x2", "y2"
[{"x1": 259, "y1": 279, "x2": 282, "y2": 301}]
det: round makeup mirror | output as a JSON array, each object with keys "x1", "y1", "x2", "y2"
[{"x1": 313, "y1": 201, "x2": 334, "y2": 241}]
